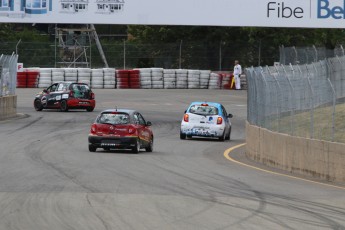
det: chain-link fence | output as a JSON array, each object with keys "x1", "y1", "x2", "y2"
[
  {"x1": 0, "y1": 54, "x2": 18, "y2": 96},
  {"x1": 279, "y1": 45, "x2": 340, "y2": 65},
  {"x1": 247, "y1": 55, "x2": 345, "y2": 143},
  {"x1": 0, "y1": 40, "x2": 277, "y2": 70}
]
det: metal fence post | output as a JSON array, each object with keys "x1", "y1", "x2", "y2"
[{"x1": 305, "y1": 65, "x2": 315, "y2": 139}]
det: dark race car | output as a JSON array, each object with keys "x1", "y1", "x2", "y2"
[
  {"x1": 88, "y1": 109, "x2": 154, "y2": 153},
  {"x1": 34, "y1": 82, "x2": 96, "y2": 112}
]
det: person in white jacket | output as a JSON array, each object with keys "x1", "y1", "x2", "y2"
[{"x1": 233, "y1": 60, "x2": 242, "y2": 90}]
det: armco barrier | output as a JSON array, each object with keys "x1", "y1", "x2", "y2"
[
  {"x1": 246, "y1": 122, "x2": 345, "y2": 183},
  {"x1": 0, "y1": 95, "x2": 17, "y2": 120}
]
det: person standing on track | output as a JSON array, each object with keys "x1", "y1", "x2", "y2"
[{"x1": 233, "y1": 60, "x2": 242, "y2": 90}]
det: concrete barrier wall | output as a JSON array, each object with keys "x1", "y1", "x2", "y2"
[
  {"x1": 246, "y1": 121, "x2": 345, "y2": 183},
  {"x1": 0, "y1": 96, "x2": 17, "y2": 120}
]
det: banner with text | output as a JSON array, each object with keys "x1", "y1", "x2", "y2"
[{"x1": 0, "y1": 0, "x2": 344, "y2": 28}]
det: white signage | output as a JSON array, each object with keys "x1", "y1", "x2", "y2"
[{"x1": 0, "y1": 0, "x2": 344, "y2": 28}]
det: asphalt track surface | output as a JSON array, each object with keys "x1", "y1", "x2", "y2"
[{"x1": 1, "y1": 89, "x2": 345, "y2": 230}]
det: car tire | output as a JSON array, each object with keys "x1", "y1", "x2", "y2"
[
  {"x1": 219, "y1": 131, "x2": 226, "y2": 141},
  {"x1": 86, "y1": 107, "x2": 94, "y2": 112},
  {"x1": 132, "y1": 138, "x2": 140, "y2": 154},
  {"x1": 60, "y1": 100, "x2": 68, "y2": 112},
  {"x1": 89, "y1": 144, "x2": 96, "y2": 152},
  {"x1": 180, "y1": 132, "x2": 186, "y2": 140},
  {"x1": 34, "y1": 99, "x2": 43, "y2": 111},
  {"x1": 145, "y1": 138, "x2": 153, "y2": 152},
  {"x1": 226, "y1": 127, "x2": 231, "y2": 140}
]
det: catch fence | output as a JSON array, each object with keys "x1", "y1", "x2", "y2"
[
  {"x1": 246, "y1": 55, "x2": 345, "y2": 143},
  {"x1": 0, "y1": 54, "x2": 18, "y2": 96}
]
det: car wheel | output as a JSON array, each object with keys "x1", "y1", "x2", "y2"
[
  {"x1": 34, "y1": 99, "x2": 43, "y2": 111},
  {"x1": 86, "y1": 107, "x2": 94, "y2": 112},
  {"x1": 218, "y1": 131, "x2": 226, "y2": 141},
  {"x1": 132, "y1": 138, "x2": 140, "y2": 153},
  {"x1": 226, "y1": 127, "x2": 231, "y2": 140},
  {"x1": 180, "y1": 132, "x2": 186, "y2": 140},
  {"x1": 145, "y1": 138, "x2": 153, "y2": 152},
  {"x1": 60, "y1": 100, "x2": 68, "y2": 112},
  {"x1": 89, "y1": 144, "x2": 96, "y2": 152}
]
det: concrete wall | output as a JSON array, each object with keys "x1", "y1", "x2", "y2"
[
  {"x1": 0, "y1": 95, "x2": 17, "y2": 120},
  {"x1": 246, "y1": 121, "x2": 345, "y2": 183}
]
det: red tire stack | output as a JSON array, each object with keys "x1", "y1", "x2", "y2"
[
  {"x1": 128, "y1": 69, "x2": 141, "y2": 89},
  {"x1": 220, "y1": 73, "x2": 233, "y2": 89},
  {"x1": 116, "y1": 70, "x2": 129, "y2": 89},
  {"x1": 26, "y1": 70, "x2": 40, "y2": 88},
  {"x1": 17, "y1": 69, "x2": 40, "y2": 88},
  {"x1": 16, "y1": 71, "x2": 27, "y2": 88}
]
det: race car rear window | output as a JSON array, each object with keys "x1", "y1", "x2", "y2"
[
  {"x1": 71, "y1": 84, "x2": 90, "y2": 92},
  {"x1": 97, "y1": 113, "x2": 130, "y2": 125},
  {"x1": 189, "y1": 105, "x2": 219, "y2": 116}
]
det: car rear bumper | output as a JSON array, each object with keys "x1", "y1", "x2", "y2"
[
  {"x1": 67, "y1": 99, "x2": 95, "y2": 109},
  {"x1": 180, "y1": 124, "x2": 224, "y2": 137},
  {"x1": 88, "y1": 135, "x2": 137, "y2": 149}
]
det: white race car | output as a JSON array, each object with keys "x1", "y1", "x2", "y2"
[{"x1": 180, "y1": 102, "x2": 233, "y2": 141}]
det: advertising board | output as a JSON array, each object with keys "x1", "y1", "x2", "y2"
[{"x1": 0, "y1": 0, "x2": 344, "y2": 28}]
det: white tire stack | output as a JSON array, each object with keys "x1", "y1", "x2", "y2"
[
  {"x1": 151, "y1": 68, "x2": 164, "y2": 89},
  {"x1": 163, "y1": 69, "x2": 176, "y2": 89},
  {"x1": 176, "y1": 69, "x2": 188, "y2": 89},
  {"x1": 103, "y1": 68, "x2": 116, "y2": 89},
  {"x1": 139, "y1": 68, "x2": 152, "y2": 89},
  {"x1": 208, "y1": 73, "x2": 222, "y2": 89},
  {"x1": 76, "y1": 68, "x2": 92, "y2": 86},
  {"x1": 38, "y1": 68, "x2": 52, "y2": 88},
  {"x1": 187, "y1": 70, "x2": 200, "y2": 89},
  {"x1": 91, "y1": 68, "x2": 103, "y2": 89},
  {"x1": 51, "y1": 68, "x2": 65, "y2": 83},
  {"x1": 64, "y1": 68, "x2": 78, "y2": 82},
  {"x1": 200, "y1": 70, "x2": 211, "y2": 89}
]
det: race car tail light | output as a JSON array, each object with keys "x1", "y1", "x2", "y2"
[
  {"x1": 183, "y1": 114, "x2": 189, "y2": 122},
  {"x1": 90, "y1": 92, "x2": 95, "y2": 100},
  {"x1": 90, "y1": 124, "x2": 97, "y2": 134},
  {"x1": 217, "y1": 117, "x2": 223, "y2": 125}
]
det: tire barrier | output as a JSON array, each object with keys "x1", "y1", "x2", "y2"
[
  {"x1": 103, "y1": 68, "x2": 116, "y2": 89},
  {"x1": 78, "y1": 68, "x2": 92, "y2": 86},
  {"x1": 208, "y1": 73, "x2": 222, "y2": 89},
  {"x1": 187, "y1": 70, "x2": 200, "y2": 89},
  {"x1": 16, "y1": 69, "x2": 39, "y2": 88},
  {"x1": 38, "y1": 68, "x2": 52, "y2": 88},
  {"x1": 116, "y1": 69, "x2": 129, "y2": 89},
  {"x1": 176, "y1": 69, "x2": 188, "y2": 89},
  {"x1": 129, "y1": 69, "x2": 140, "y2": 89},
  {"x1": 220, "y1": 73, "x2": 232, "y2": 89},
  {"x1": 163, "y1": 69, "x2": 176, "y2": 89},
  {"x1": 90, "y1": 68, "x2": 103, "y2": 89},
  {"x1": 51, "y1": 68, "x2": 65, "y2": 83},
  {"x1": 139, "y1": 68, "x2": 152, "y2": 89},
  {"x1": 200, "y1": 70, "x2": 211, "y2": 89},
  {"x1": 151, "y1": 68, "x2": 164, "y2": 89},
  {"x1": 16, "y1": 67, "x2": 244, "y2": 90}
]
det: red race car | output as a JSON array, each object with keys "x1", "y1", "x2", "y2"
[
  {"x1": 88, "y1": 109, "x2": 154, "y2": 153},
  {"x1": 34, "y1": 82, "x2": 96, "y2": 112}
]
